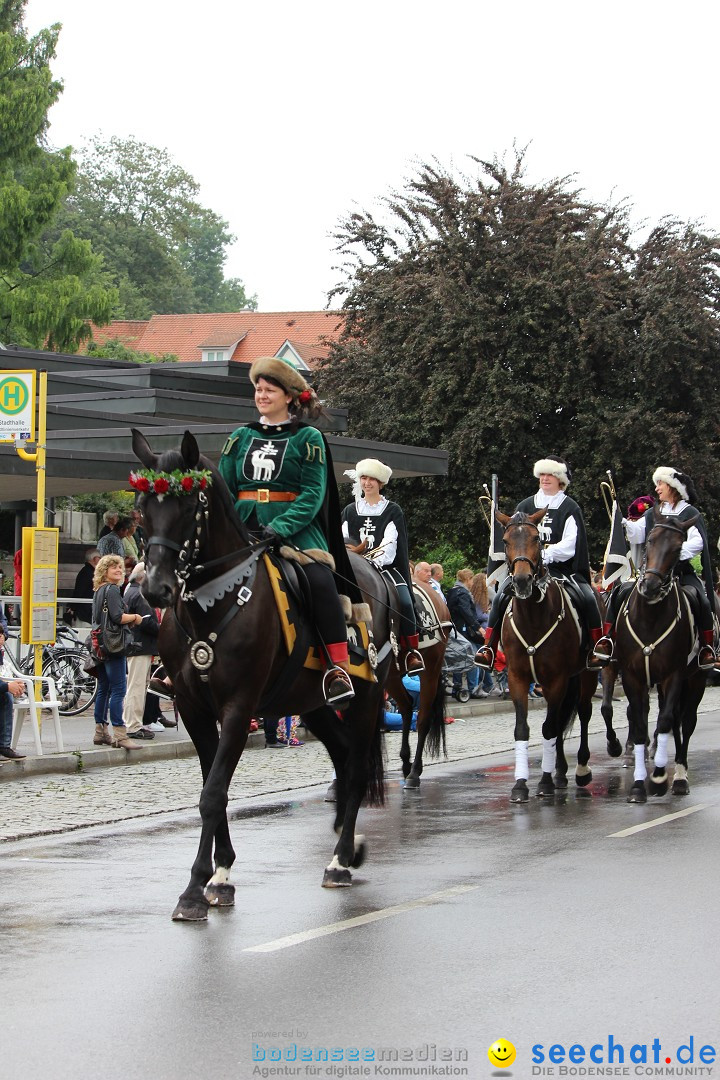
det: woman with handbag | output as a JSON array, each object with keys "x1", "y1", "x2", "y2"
[{"x1": 92, "y1": 554, "x2": 144, "y2": 749}]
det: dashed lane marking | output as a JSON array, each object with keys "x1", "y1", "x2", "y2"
[
  {"x1": 243, "y1": 883, "x2": 478, "y2": 953},
  {"x1": 609, "y1": 803, "x2": 710, "y2": 837}
]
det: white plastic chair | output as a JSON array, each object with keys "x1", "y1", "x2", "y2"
[{"x1": 11, "y1": 675, "x2": 65, "y2": 756}]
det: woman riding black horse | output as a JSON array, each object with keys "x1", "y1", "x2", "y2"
[
  {"x1": 594, "y1": 466, "x2": 717, "y2": 669},
  {"x1": 475, "y1": 455, "x2": 604, "y2": 671},
  {"x1": 218, "y1": 356, "x2": 358, "y2": 707}
]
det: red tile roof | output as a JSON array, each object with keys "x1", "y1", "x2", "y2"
[{"x1": 88, "y1": 311, "x2": 344, "y2": 366}]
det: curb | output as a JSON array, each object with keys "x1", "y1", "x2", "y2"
[{"x1": 0, "y1": 697, "x2": 547, "y2": 781}]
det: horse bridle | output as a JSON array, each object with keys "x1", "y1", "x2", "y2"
[
  {"x1": 503, "y1": 521, "x2": 549, "y2": 593},
  {"x1": 637, "y1": 519, "x2": 687, "y2": 601}
]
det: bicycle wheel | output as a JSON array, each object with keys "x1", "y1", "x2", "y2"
[{"x1": 42, "y1": 650, "x2": 98, "y2": 716}]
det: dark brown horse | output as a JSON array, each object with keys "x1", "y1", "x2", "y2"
[
  {"x1": 133, "y1": 430, "x2": 395, "y2": 920},
  {"x1": 613, "y1": 506, "x2": 707, "y2": 803},
  {"x1": 385, "y1": 580, "x2": 452, "y2": 789},
  {"x1": 497, "y1": 510, "x2": 622, "y2": 802}
]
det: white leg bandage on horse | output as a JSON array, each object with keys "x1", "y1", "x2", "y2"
[
  {"x1": 634, "y1": 743, "x2": 647, "y2": 782},
  {"x1": 654, "y1": 731, "x2": 669, "y2": 769},
  {"x1": 541, "y1": 737, "x2": 557, "y2": 774},
  {"x1": 208, "y1": 866, "x2": 231, "y2": 886},
  {"x1": 515, "y1": 740, "x2": 529, "y2": 781}
]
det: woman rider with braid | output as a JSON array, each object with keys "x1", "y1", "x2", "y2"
[
  {"x1": 593, "y1": 466, "x2": 717, "y2": 669},
  {"x1": 218, "y1": 356, "x2": 358, "y2": 708},
  {"x1": 475, "y1": 455, "x2": 604, "y2": 671}
]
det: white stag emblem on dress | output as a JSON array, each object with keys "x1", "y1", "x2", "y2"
[{"x1": 251, "y1": 441, "x2": 278, "y2": 481}]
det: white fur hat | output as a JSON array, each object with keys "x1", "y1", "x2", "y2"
[
  {"x1": 652, "y1": 467, "x2": 690, "y2": 503},
  {"x1": 533, "y1": 457, "x2": 571, "y2": 489},
  {"x1": 344, "y1": 458, "x2": 392, "y2": 500}
]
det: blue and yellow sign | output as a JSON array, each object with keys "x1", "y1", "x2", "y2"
[{"x1": 0, "y1": 369, "x2": 36, "y2": 442}]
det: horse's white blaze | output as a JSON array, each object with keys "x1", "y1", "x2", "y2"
[
  {"x1": 634, "y1": 743, "x2": 648, "y2": 782},
  {"x1": 325, "y1": 855, "x2": 346, "y2": 872},
  {"x1": 541, "y1": 737, "x2": 557, "y2": 774},
  {"x1": 576, "y1": 764, "x2": 591, "y2": 777},
  {"x1": 674, "y1": 764, "x2": 688, "y2": 782},
  {"x1": 208, "y1": 867, "x2": 230, "y2": 886},
  {"x1": 515, "y1": 740, "x2": 529, "y2": 780},
  {"x1": 654, "y1": 731, "x2": 670, "y2": 769}
]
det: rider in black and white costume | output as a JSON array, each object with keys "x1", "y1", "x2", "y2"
[
  {"x1": 341, "y1": 458, "x2": 424, "y2": 673},
  {"x1": 475, "y1": 456, "x2": 604, "y2": 671},
  {"x1": 593, "y1": 466, "x2": 717, "y2": 669}
]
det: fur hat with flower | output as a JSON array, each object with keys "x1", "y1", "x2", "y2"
[
  {"x1": 344, "y1": 458, "x2": 393, "y2": 500},
  {"x1": 250, "y1": 356, "x2": 311, "y2": 398},
  {"x1": 652, "y1": 467, "x2": 697, "y2": 504},
  {"x1": 533, "y1": 455, "x2": 572, "y2": 489}
]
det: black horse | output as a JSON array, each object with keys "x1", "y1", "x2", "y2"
[
  {"x1": 133, "y1": 430, "x2": 395, "y2": 920},
  {"x1": 613, "y1": 506, "x2": 707, "y2": 803}
]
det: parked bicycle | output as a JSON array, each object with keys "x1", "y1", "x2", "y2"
[{"x1": 2, "y1": 627, "x2": 98, "y2": 716}]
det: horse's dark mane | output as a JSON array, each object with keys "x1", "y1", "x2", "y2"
[
  {"x1": 154, "y1": 447, "x2": 250, "y2": 543},
  {"x1": 509, "y1": 512, "x2": 536, "y2": 526}
]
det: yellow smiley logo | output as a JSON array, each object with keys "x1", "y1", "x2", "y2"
[{"x1": 488, "y1": 1039, "x2": 516, "y2": 1069}]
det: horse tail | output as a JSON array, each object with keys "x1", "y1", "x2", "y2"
[
  {"x1": 562, "y1": 674, "x2": 581, "y2": 736},
  {"x1": 364, "y1": 693, "x2": 387, "y2": 807},
  {"x1": 424, "y1": 673, "x2": 448, "y2": 760}
]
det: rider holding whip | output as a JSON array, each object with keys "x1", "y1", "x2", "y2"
[{"x1": 475, "y1": 455, "x2": 605, "y2": 671}]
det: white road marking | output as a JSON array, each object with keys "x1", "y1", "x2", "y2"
[
  {"x1": 609, "y1": 803, "x2": 710, "y2": 837},
  {"x1": 243, "y1": 883, "x2": 478, "y2": 953}
]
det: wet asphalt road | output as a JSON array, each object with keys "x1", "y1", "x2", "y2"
[{"x1": 2, "y1": 722, "x2": 720, "y2": 1080}]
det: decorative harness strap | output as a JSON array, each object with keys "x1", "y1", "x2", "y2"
[
  {"x1": 504, "y1": 581, "x2": 578, "y2": 685},
  {"x1": 621, "y1": 580, "x2": 692, "y2": 689}
]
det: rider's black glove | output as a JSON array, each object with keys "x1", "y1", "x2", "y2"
[{"x1": 260, "y1": 524, "x2": 279, "y2": 546}]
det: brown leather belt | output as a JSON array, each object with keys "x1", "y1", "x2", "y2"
[{"x1": 237, "y1": 489, "x2": 298, "y2": 503}]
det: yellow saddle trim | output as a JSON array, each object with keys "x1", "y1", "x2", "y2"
[{"x1": 263, "y1": 554, "x2": 376, "y2": 683}]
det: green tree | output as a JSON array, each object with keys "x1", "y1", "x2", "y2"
[
  {"x1": 50, "y1": 135, "x2": 257, "y2": 318},
  {"x1": 85, "y1": 336, "x2": 179, "y2": 364},
  {"x1": 319, "y1": 155, "x2": 720, "y2": 566},
  {"x1": 0, "y1": 1, "x2": 116, "y2": 349}
]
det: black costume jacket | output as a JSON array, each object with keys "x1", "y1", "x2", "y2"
[
  {"x1": 642, "y1": 504, "x2": 715, "y2": 604},
  {"x1": 342, "y1": 500, "x2": 413, "y2": 587},
  {"x1": 515, "y1": 494, "x2": 591, "y2": 583}
]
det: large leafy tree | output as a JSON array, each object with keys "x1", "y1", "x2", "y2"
[
  {"x1": 319, "y1": 156, "x2": 720, "y2": 566},
  {"x1": 0, "y1": 1, "x2": 115, "y2": 349},
  {"x1": 50, "y1": 135, "x2": 257, "y2": 318}
]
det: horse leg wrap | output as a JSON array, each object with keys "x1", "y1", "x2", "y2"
[
  {"x1": 634, "y1": 743, "x2": 648, "y2": 782},
  {"x1": 515, "y1": 740, "x2": 529, "y2": 781},
  {"x1": 654, "y1": 731, "x2": 669, "y2": 769},
  {"x1": 541, "y1": 737, "x2": 557, "y2": 774}
]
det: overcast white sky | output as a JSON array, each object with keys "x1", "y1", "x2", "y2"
[{"x1": 24, "y1": 0, "x2": 720, "y2": 313}]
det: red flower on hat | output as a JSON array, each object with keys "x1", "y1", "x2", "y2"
[
  {"x1": 181, "y1": 475, "x2": 194, "y2": 492},
  {"x1": 154, "y1": 477, "x2": 169, "y2": 494},
  {"x1": 298, "y1": 389, "x2": 312, "y2": 404}
]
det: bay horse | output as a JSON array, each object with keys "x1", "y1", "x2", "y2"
[
  {"x1": 132, "y1": 430, "x2": 395, "y2": 920},
  {"x1": 497, "y1": 510, "x2": 623, "y2": 802},
  {"x1": 613, "y1": 506, "x2": 707, "y2": 804},
  {"x1": 385, "y1": 580, "x2": 451, "y2": 789}
]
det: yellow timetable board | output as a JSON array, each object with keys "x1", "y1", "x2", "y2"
[{"x1": 21, "y1": 527, "x2": 60, "y2": 645}]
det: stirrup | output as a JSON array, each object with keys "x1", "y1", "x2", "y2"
[
  {"x1": 404, "y1": 648, "x2": 425, "y2": 674},
  {"x1": 323, "y1": 667, "x2": 355, "y2": 709},
  {"x1": 474, "y1": 645, "x2": 495, "y2": 671},
  {"x1": 592, "y1": 636, "x2": 614, "y2": 663}
]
